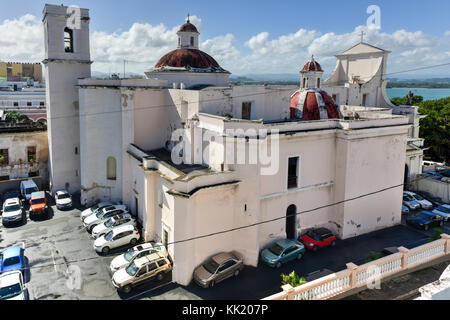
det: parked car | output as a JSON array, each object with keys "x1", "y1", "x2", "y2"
[
  {"x1": 193, "y1": 252, "x2": 244, "y2": 288},
  {"x1": 0, "y1": 243, "x2": 25, "y2": 274},
  {"x1": 55, "y1": 190, "x2": 73, "y2": 210},
  {"x1": 80, "y1": 201, "x2": 118, "y2": 221},
  {"x1": 2, "y1": 198, "x2": 24, "y2": 226},
  {"x1": 93, "y1": 225, "x2": 140, "y2": 254},
  {"x1": 403, "y1": 194, "x2": 420, "y2": 211},
  {"x1": 29, "y1": 191, "x2": 48, "y2": 219},
  {"x1": 0, "y1": 271, "x2": 26, "y2": 300},
  {"x1": 92, "y1": 213, "x2": 136, "y2": 239},
  {"x1": 260, "y1": 239, "x2": 305, "y2": 268},
  {"x1": 402, "y1": 205, "x2": 410, "y2": 214},
  {"x1": 404, "y1": 191, "x2": 433, "y2": 210},
  {"x1": 112, "y1": 251, "x2": 172, "y2": 293},
  {"x1": 406, "y1": 211, "x2": 444, "y2": 231},
  {"x1": 415, "y1": 191, "x2": 443, "y2": 207},
  {"x1": 432, "y1": 205, "x2": 450, "y2": 222},
  {"x1": 110, "y1": 242, "x2": 167, "y2": 273},
  {"x1": 83, "y1": 205, "x2": 128, "y2": 232},
  {"x1": 299, "y1": 228, "x2": 337, "y2": 252},
  {"x1": 19, "y1": 180, "x2": 38, "y2": 202}
]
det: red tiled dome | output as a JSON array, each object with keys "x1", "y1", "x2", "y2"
[
  {"x1": 155, "y1": 48, "x2": 223, "y2": 70},
  {"x1": 302, "y1": 59, "x2": 323, "y2": 72},
  {"x1": 179, "y1": 21, "x2": 199, "y2": 33},
  {"x1": 290, "y1": 89, "x2": 341, "y2": 121}
]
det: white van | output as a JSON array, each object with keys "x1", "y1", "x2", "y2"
[{"x1": 20, "y1": 180, "x2": 39, "y2": 201}]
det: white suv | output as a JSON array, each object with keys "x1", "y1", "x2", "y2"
[
  {"x1": 94, "y1": 225, "x2": 140, "y2": 254},
  {"x1": 81, "y1": 201, "x2": 117, "y2": 221},
  {"x1": 2, "y1": 198, "x2": 24, "y2": 226},
  {"x1": 92, "y1": 213, "x2": 137, "y2": 239},
  {"x1": 110, "y1": 242, "x2": 167, "y2": 273},
  {"x1": 83, "y1": 205, "x2": 128, "y2": 232}
]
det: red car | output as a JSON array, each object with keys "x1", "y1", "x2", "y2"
[{"x1": 299, "y1": 228, "x2": 337, "y2": 252}]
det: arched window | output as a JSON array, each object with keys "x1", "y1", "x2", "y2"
[
  {"x1": 107, "y1": 157, "x2": 117, "y2": 180},
  {"x1": 190, "y1": 36, "x2": 194, "y2": 47},
  {"x1": 64, "y1": 27, "x2": 74, "y2": 53},
  {"x1": 317, "y1": 78, "x2": 321, "y2": 88}
]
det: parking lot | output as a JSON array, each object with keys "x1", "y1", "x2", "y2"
[{"x1": 1, "y1": 191, "x2": 448, "y2": 300}]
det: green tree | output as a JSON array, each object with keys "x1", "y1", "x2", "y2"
[
  {"x1": 390, "y1": 95, "x2": 423, "y2": 106},
  {"x1": 5, "y1": 111, "x2": 30, "y2": 122},
  {"x1": 281, "y1": 271, "x2": 307, "y2": 288}
]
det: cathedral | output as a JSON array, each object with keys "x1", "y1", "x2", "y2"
[{"x1": 43, "y1": 4, "x2": 421, "y2": 285}]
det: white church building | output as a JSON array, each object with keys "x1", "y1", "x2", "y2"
[{"x1": 43, "y1": 4, "x2": 421, "y2": 285}]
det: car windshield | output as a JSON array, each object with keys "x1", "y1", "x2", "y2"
[
  {"x1": 90, "y1": 204, "x2": 99, "y2": 212},
  {"x1": 413, "y1": 194, "x2": 424, "y2": 201},
  {"x1": 4, "y1": 205, "x2": 20, "y2": 212},
  {"x1": 268, "y1": 243, "x2": 284, "y2": 256},
  {"x1": 418, "y1": 212, "x2": 431, "y2": 219},
  {"x1": 126, "y1": 263, "x2": 139, "y2": 276},
  {"x1": 3, "y1": 257, "x2": 20, "y2": 267},
  {"x1": 202, "y1": 258, "x2": 219, "y2": 274},
  {"x1": 0, "y1": 283, "x2": 22, "y2": 300},
  {"x1": 104, "y1": 218, "x2": 115, "y2": 228},
  {"x1": 437, "y1": 206, "x2": 450, "y2": 214},
  {"x1": 96, "y1": 211, "x2": 106, "y2": 219},
  {"x1": 31, "y1": 198, "x2": 45, "y2": 204},
  {"x1": 104, "y1": 231, "x2": 113, "y2": 241},
  {"x1": 403, "y1": 195, "x2": 414, "y2": 201},
  {"x1": 124, "y1": 249, "x2": 137, "y2": 262},
  {"x1": 25, "y1": 187, "x2": 38, "y2": 195},
  {"x1": 58, "y1": 194, "x2": 70, "y2": 200}
]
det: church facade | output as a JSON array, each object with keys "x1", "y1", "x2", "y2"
[{"x1": 43, "y1": 4, "x2": 418, "y2": 285}]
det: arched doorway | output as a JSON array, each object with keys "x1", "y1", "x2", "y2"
[{"x1": 286, "y1": 205, "x2": 297, "y2": 240}]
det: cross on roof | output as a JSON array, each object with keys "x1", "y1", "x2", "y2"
[
  {"x1": 360, "y1": 31, "x2": 366, "y2": 43},
  {"x1": 187, "y1": 13, "x2": 190, "y2": 23}
]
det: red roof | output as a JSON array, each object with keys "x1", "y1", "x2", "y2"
[
  {"x1": 155, "y1": 48, "x2": 222, "y2": 70},
  {"x1": 179, "y1": 21, "x2": 199, "y2": 33},
  {"x1": 302, "y1": 60, "x2": 323, "y2": 72},
  {"x1": 290, "y1": 89, "x2": 340, "y2": 121}
]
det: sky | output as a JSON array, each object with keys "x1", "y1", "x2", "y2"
[{"x1": 1, "y1": 0, "x2": 450, "y2": 78}]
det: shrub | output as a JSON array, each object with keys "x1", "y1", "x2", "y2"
[{"x1": 281, "y1": 271, "x2": 307, "y2": 288}]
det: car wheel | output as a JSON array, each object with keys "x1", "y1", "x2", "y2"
[
  {"x1": 89, "y1": 225, "x2": 95, "y2": 233},
  {"x1": 157, "y1": 273, "x2": 164, "y2": 281},
  {"x1": 209, "y1": 280, "x2": 215, "y2": 288},
  {"x1": 275, "y1": 262, "x2": 282, "y2": 269},
  {"x1": 331, "y1": 241, "x2": 336, "y2": 247},
  {"x1": 296, "y1": 253, "x2": 303, "y2": 260},
  {"x1": 122, "y1": 285, "x2": 132, "y2": 294},
  {"x1": 312, "y1": 246, "x2": 318, "y2": 252},
  {"x1": 234, "y1": 269, "x2": 240, "y2": 277},
  {"x1": 130, "y1": 238, "x2": 137, "y2": 245},
  {"x1": 102, "y1": 246, "x2": 110, "y2": 254}
]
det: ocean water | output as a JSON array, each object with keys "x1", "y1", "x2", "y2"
[{"x1": 387, "y1": 88, "x2": 450, "y2": 101}]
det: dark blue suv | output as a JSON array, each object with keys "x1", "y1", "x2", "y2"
[{"x1": 406, "y1": 211, "x2": 444, "y2": 231}]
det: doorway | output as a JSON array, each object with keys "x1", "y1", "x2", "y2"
[{"x1": 286, "y1": 205, "x2": 297, "y2": 240}]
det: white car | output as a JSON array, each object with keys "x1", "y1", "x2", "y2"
[
  {"x1": 55, "y1": 190, "x2": 73, "y2": 210},
  {"x1": 404, "y1": 191, "x2": 433, "y2": 210},
  {"x1": 0, "y1": 271, "x2": 26, "y2": 300},
  {"x1": 80, "y1": 201, "x2": 117, "y2": 221},
  {"x1": 433, "y1": 205, "x2": 450, "y2": 222},
  {"x1": 83, "y1": 205, "x2": 128, "y2": 232},
  {"x1": 110, "y1": 242, "x2": 167, "y2": 273},
  {"x1": 2, "y1": 198, "x2": 24, "y2": 226},
  {"x1": 94, "y1": 225, "x2": 140, "y2": 254},
  {"x1": 92, "y1": 213, "x2": 137, "y2": 239}
]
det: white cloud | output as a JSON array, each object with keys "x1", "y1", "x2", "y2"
[{"x1": 1, "y1": 14, "x2": 449, "y2": 78}]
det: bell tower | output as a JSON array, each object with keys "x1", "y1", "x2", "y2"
[
  {"x1": 43, "y1": 4, "x2": 92, "y2": 194},
  {"x1": 177, "y1": 15, "x2": 200, "y2": 49},
  {"x1": 300, "y1": 55, "x2": 324, "y2": 89}
]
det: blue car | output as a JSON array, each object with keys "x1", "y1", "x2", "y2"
[
  {"x1": 0, "y1": 243, "x2": 25, "y2": 275},
  {"x1": 260, "y1": 239, "x2": 305, "y2": 268},
  {"x1": 406, "y1": 211, "x2": 444, "y2": 231}
]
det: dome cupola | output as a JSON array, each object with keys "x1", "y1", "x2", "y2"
[
  {"x1": 300, "y1": 55, "x2": 324, "y2": 89},
  {"x1": 177, "y1": 14, "x2": 199, "y2": 49}
]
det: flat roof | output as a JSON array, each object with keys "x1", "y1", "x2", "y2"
[{"x1": 147, "y1": 148, "x2": 210, "y2": 175}]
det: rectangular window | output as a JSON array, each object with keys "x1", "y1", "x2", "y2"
[
  {"x1": 190, "y1": 37, "x2": 194, "y2": 47},
  {"x1": 40, "y1": 102, "x2": 45, "y2": 107},
  {"x1": 0, "y1": 149, "x2": 9, "y2": 165},
  {"x1": 362, "y1": 93, "x2": 369, "y2": 107},
  {"x1": 242, "y1": 102, "x2": 252, "y2": 120},
  {"x1": 317, "y1": 78, "x2": 321, "y2": 88},
  {"x1": 27, "y1": 102, "x2": 32, "y2": 107},
  {"x1": 288, "y1": 157, "x2": 299, "y2": 189},
  {"x1": 27, "y1": 146, "x2": 36, "y2": 163},
  {"x1": 13, "y1": 102, "x2": 18, "y2": 107}
]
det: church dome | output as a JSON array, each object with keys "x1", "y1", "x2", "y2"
[
  {"x1": 179, "y1": 21, "x2": 199, "y2": 33},
  {"x1": 154, "y1": 48, "x2": 227, "y2": 72},
  {"x1": 290, "y1": 88, "x2": 341, "y2": 121},
  {"x1": 302, "y1": 58, "x2": 323, "y2": 72}
]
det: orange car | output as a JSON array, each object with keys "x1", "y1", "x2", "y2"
[{"x1": 29, "y1": 191, "x2": 48, "y2": 218}]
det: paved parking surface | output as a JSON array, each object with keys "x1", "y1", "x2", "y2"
[{"x1": 0, "y1": 193, "x2": 446, "y2": 300}]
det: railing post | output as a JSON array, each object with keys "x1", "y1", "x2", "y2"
[
  {"x1": 281, "y1": 284, "x2": 295, "y2": 300},
  {"x1": 440, "y1": 234, "x2": 450, "y2": 255},
  {"x1": 346, "y1": 263, "x2": 358, "y2": 288},
  {"x1": 398, "y1": 247, "x2": 409, "y2": 269}
]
